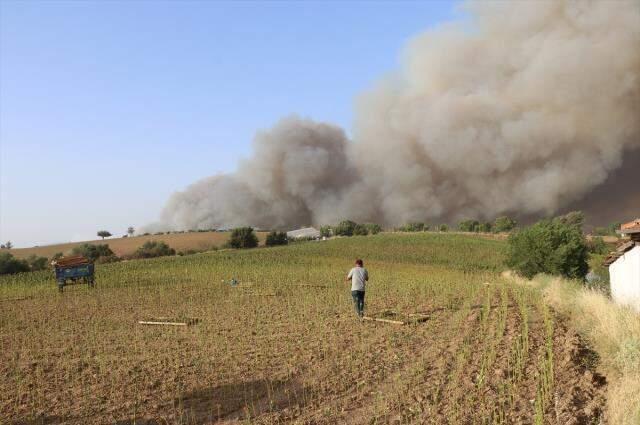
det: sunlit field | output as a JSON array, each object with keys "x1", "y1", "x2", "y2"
[{"x1": 1, "y1": 233, "x2": 605, "y2": 424}]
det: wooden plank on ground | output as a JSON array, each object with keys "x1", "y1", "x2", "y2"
[
  {"x1": 138, "y1": 321, "x2": 188, "y2": 326},
  {"x1": 363, "y1": 316, "x2": 406, "y2": 325}
]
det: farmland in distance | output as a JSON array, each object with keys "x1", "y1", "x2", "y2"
[
  {"x1": 0, "y1": 233, "x2": 605, "y2": 424},
  {"x1": 8, "y1": 231, "x2": 269, "y2": 260}
]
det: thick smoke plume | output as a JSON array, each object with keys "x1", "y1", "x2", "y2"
[{"x1": 157, "y1": 0, "x2": 640, "y2": 231}]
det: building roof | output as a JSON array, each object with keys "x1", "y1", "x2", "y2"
[
  {"x1": 286, "y1": 227, "x2": 321, "y2": 239},
  {"x1": 621, "y1": 218, "x2": 640, "y2": 235},
  {"x1": 604, "y1": 240, "x2": 639, "y2": 267}
]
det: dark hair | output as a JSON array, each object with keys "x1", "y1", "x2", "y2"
[{"x1": 355, "y1": 259, "x2": 363, "y2": 267}]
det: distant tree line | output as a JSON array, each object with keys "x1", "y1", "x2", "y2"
[{"x1": 319, "y1": 221, "x2": 382, "y2": 238}]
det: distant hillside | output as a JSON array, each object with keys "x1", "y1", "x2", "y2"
[{"x1": 7, "y1": 231, "x2": 267, "y2": 260}]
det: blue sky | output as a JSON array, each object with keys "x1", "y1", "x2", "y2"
[{"x1": 1, "y1": 0, "x2": 459, "y2": 248}]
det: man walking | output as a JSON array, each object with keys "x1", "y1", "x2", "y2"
[{"x1": 346, "y1": 259, "x2": 369, "y2": 318}]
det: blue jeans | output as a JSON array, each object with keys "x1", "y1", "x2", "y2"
[{"x1": 351, "y1": 290, "x2": 365, "y2": 317}]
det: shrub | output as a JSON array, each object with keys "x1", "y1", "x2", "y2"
[
  {"x1": 478, "y1": 222, "x2": 493, "y2": 233},
  {"x1": 266, "y1": 231, "x2": 288, "y2": 246},
  {"x1": 587, "y1": 236, "x2": 609, "y2": 255},
  {"x1": 334, "y1": 220, "x2": 357, "y2": 237},
  {"x1": 353, "y1": 224, "x2": 369, "y2": 236},
  {"x1": 0, "y1": 252, "x2": 30, "y2": 275},
  {"x1": 131, "y1": 241, "x2": 176, "y2": 259},
  {"x1": 26, "y1": 255, "x2": 48, "y2": 271},
  {"x1": 72, "y1": 244, "x2": 117, "y2": 263},
  {"x1": 458, "y1": 220, "x2": 480, "y2": 232},
  {"x1": 226, "y1": 227, "x2": 259, "y2": 249},
  {"x1": 506, "y1": 218, "x2": 589, "y2": 280},
  {"x1": 52, "y1": 252, "x2": 64, "y2": 261},
  {"x1": 554, "y1": 211, "x2": 585, "y2": 229},
  {"x1": 320, "y1": 225, "x2": 332, "y2": 238},
  {"x1": 439, "y1": 224, "x2": 449, "y2": 232},
  {"x1": 493, "y1": 216, "x2": 517, "y2": 233},
  {"x1": 399, "y1": 222, "x2": 425, "y2": 232},
  {"x1": 365, "y1": 223, "x2": 382, "y2": 235}
]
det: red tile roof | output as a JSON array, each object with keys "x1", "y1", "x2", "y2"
[{"x1": 621, "y1": 219, "x2": 640, "y2": 234}]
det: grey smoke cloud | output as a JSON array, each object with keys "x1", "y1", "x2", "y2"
[{"x1": 156, "y1": 0, "x2": 640, "y2": 231}]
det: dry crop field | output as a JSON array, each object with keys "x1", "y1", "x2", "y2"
[
  {"x1": 8, "y1": 231, "x2": 268, "y2": 260},
  {"x1": 1, "y1": 233, "x2": 605, "y2": 424}
]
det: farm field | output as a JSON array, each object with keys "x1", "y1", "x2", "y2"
[
  {"x1": 8, "y1": 231, "x2": 268, "y2": 260},
  {"x1": 0, "y1": 233, "x2": 606, "y2": 424}
]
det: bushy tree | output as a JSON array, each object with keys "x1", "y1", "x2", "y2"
[
  {"x1": 26, "y1": 255, "x2": 48, "y2": 271},
  {"x1": 334, "y1": 220, "x2": 357, "y2": 237},
  {"x1": 2, "y1": 241, "x2": 13, "y2": 249},
  {"x1": 478, "y1": 222, "x2": 493, "y2": 233},
  {"x1": 353, "y1": 224, "x2": 369, "y2": 236},
  {"x1": 320, "y1": 225, "x2": 332, "y2": 238},
  {"x1": 131, "y1": 240, "x2": 176, "y2": 258},
  {"x1": 587, "y1": 237, "x2": 609, "y2": 255},
  {"x1": 506, "y1": 218, "x2": 589, "y2": 280},
  {"x1": 554, "y1": 211, "x2": 585, "y2": 229},
  {"x1": 458, "y1": 220, "x2": 480, "y2": 232},
  {"x1": 227, "y1": 227, "x2": 259, "y2": 249},
  {"x1": 0, "y1": 252, "x2": 30, "y2": 275},
  {"x1": 439, "y1": 224, "x2": 449, "y2": 232},
  {"x1": 265, "y1": 231, "x2": 288, "y2": 246},
  {"x1": 493, "y1": 216, "x2": 517, "y2": 233},
  {"x1": 72, "y1": 243, "x2": 116, "y2": 262},
  {"x1": 400, "y1": 222, "x2": 425, "y2": 232},
  {"x1": 365, "y1": 223, "x2": 382, "y2": 235},
  {"x1": 97, "y1": 230, "x2": 112, "y2": 240}
]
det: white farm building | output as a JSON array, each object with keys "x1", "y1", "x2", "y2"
[
  {"x1": 286, "y1": 227, "x2": 321, "y2": 240},
  {"x1": 605, "y1": 219, "x2": 640, "y2": 312}
]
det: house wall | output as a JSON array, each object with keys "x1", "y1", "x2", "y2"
[{"x1": 610, "y1": 246, "x2": 640, "y2": 311}]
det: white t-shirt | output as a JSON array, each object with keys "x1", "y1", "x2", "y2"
[{"x1": 348, "y1": 266, "x2": 369, "y2": 291}]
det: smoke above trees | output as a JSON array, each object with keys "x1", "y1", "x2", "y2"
[{"x1": 155, "y1": 0, "x2": 640, "y2": 231}]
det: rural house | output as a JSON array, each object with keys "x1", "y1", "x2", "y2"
[
  {"x1": 286, "y1": 227, "x2": 321, "y2": 240},
  {"x1": 604, "y1": 219, "x2": 640, "y2": 311}
]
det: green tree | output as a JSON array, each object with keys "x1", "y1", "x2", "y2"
[
  {"x1": 0, "y1": 252, "x2": 30, "y2": 275},
  {"x1": 334, "y1": 220, "x2": 357, "y2": 237},
  {"x1": 439, "y1": 224, "x2": 449, "y2": 232},
  {"x1": 131, "y1": 241, "x2": 176, "y2": 258},
  {"x1": 554, "y1": 211, "x2": 585, "y2": 229},
  {"x1": 458, "y1": 220, "x2": 479, "y2": 232},
  {"x1": 364, "y1": 223, "x2": 382, "y2": 235},
  {"x1": 353, "y1": 224, "x2": 369, "y2": 236},
  {"x1": 227, "y1": 227, "x2": 259, "y2": 249},
  {"x1": 97, "y1": 230, "x2": 112, "y2": 240},
  {"x1": 478, "y1": 222, "x2": 493, "y2": 233},
  {"x1": 587, "y1": 237, "x2": 609, "y2": 255},
  {"x1": 72, "y1": 244, "x2": 116, "y2": 262},
  {"x1": 493, "y1": 216, "x2": 517, "y2": 233},
  {"x1": 265, "y1": 231, "x2": 288, "y2": 246},
  {"x1": 26, "y1": 255, "x2": 48, "y2": 271},
  {"x1": 407, "y1": 222, "x2": 425, "y2": 232},
  {"x1": 506, "y1": 218, "x2": 589, "y2": 280},
  {"x1": 3, "y1": 241, "x2": 13, "y2": 250}
]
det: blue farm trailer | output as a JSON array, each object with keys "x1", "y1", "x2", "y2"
[{"x1": 53, "y1": 255, "x2": 95, "y2": 292}]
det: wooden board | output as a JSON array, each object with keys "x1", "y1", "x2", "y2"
[{"x1": 363, "y1": 316, "x2": 405, "y2": 325}]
